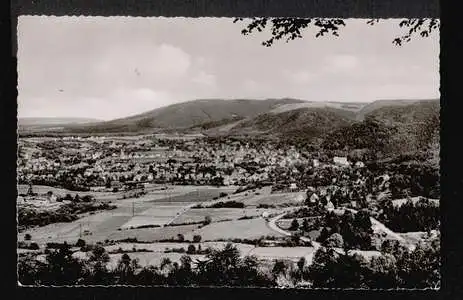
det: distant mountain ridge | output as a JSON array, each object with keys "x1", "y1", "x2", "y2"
[
  {"x1": 19, "y1": 117, "x2": 101, "y2": 126},
  {"x1": 63, "y1": 98, "x2": 306, "y2": 133},
  {"x1": 21, "y1": 98, "x2": 439, "y2": 147}
]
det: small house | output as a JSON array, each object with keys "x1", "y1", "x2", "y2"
[
  {"x1": 355, "y1": 161, "x2": 365, "y2": 168},
  {"x1": 309, "y1": 193, "x2": 319, "y2": 204},
  {"x1": 333, "y1": 156, "x2": 350, "y2": 167},
  {"x1": 325, "y1": 201, "x2": 335, "y2": 211}
]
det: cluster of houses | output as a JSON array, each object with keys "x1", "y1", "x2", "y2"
[{"x1": 18, "y1": 136, "x2": 366, "y2": 193}]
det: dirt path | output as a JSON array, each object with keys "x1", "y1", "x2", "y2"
[{"x1": 163, "y1": 203, "x2": 197, "y2": 226}]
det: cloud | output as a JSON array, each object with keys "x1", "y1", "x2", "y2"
[
  {"x1": 324, "y1": 54, "x2": 359, "y2": 73},
  {"x1": 93, "y1": 43, "x2": 191, "y2": 89},
  {"x1": 243, "y1": 79, "x2": 260, "y2": 93},
  {"x1": 107, "y1": 88, "x2": 177, "y2": 118},
  {"x1": 283, "y1": 70, "x2": 315, "y2": 85},
  {"x1": 17, "y1": 17, "x2": 439, "y2": 119},
  {"x1": 191, "y1": 71, "x2": 217, "y2": 87},
  {"x1": 19, "y1": 88, "x2": 176, "y2": 120},
  {"x1": 154, "y1": 44, "x2": 192, "y2": 78}
]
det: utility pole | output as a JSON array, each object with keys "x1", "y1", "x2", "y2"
[{"x1": 79, "y1": 223, "x2": 82, "y2": 238}]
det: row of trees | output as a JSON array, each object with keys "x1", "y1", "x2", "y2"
[
  {"x1": 378, "y1": 197, "x2": 440, "y2": 232},
  {"x1": 18, "y1": 239, "x2": 440, "y2": 288},
  {"x1": 315, "y1": 210, "x2": 374, "y2": 250}
]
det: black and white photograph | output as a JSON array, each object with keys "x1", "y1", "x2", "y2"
[{"x1": 16, "y1": 16, "x2": 440, "y2": 288}]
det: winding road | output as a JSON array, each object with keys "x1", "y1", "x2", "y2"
[
  {"x1": 267, "y1": 207, "x2": 321, "y2": 246},
  {"x1": 266, "y1": 206, "x2": 412, "y2": 254}
]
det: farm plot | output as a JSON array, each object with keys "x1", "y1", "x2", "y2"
[
  {"x1": 18, "y1": 210, "x2": 133, "y2": 244},
  {"x1": 71, "y1": 251, "x2": 205, "y2": 269},
  {"x1": 399, "y1": 231, "x2": 429, "y2": 247},
  {"x1": 171, "y1": 208, "x2": 281, "y2": 225},
  {"x1": 185, "y1": 218, "x2": 285, "y2": 241},
  {"x1": 103, "y1": 241, "x2": 256, "y2": 256},
  {"x1": 120, "y1": 205, "x2": 187, "y2": 229},
  {"x1": 17, "y1": 184, "x2": 122, "y2": 202},
  {"x1": 248, "y1": 246, "x2": 316, "y2": 262},
  {"x1": 149, "y1": 187, "x2": 236, "y2": 204},
  {"x1": 107, "y1": 224, "x2": 200, "y2": 242},
  {"x1": 244, "y1": 192, "x2": 306, "y2": 207}
]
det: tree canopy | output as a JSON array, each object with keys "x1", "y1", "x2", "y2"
[{"x1": 234, "y1": 18, "x2": 439, "y2": 46}]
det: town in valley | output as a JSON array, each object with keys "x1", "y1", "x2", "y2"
[{"x1": 17, "y1": 16, "x2": 440, "y2": 288}]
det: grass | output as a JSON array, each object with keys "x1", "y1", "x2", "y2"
[
  {"x1": 247, "y1": 246, "x2": 316, "y2": 261},
  {"x1": 184, "y1": 218, "x2": 285, "y2": 241},
  {"x1": 107, "y1": 224, "x2": 200, "y2": 242}
]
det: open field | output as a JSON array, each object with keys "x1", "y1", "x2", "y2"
[
  {"x1": 221, "y1": 186, "x2": 305, "y2": 207},
  {"x1": 171, "y1": 207, "x2": 281, "y2": 225},
  {"x1": 185, "y1": 218, "x2": 286, "y2": 241},
  {"x1": 18, "y1": 184, "x2": 236, "y2": 203},
  {"x1": 37, "y1": 241, "x2": 317, "y2": 268},
  {"x1": 17, "y1": 211, "x2": 134, "y2": 244},
  {"x1": 399, "y1": 231, "x2": 431, "y2": 246},
  {"x1": 17, "y1": 184, "x2": 122, "y2": 202},
  {"x1": 245, "y1": 192, "x2": 306, "y2": 206},
  {"x1": 107, "y1": 224, "x2": 200, "y2": 242},
  {"x1": 248, "y1": 246, "x2": 316, "y2": 262},
  {"x1": 17, "y1": 184, "x2": 239, "y2": 243},
  {"x1": 103, "y1": 241, "x2": 256, "y2": 255},
  {"x1": 120, "y1": 205, "x2": 188, "y2": 229},
  {"x1": 148, "y1": 187, "x2": 236, "y2": 204}
]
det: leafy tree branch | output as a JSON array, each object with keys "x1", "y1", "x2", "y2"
[{"x1": 233, "y1": 18, "x2": 440, "y2": 46}]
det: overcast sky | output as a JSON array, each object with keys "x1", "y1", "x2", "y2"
[{"x1": 18, "y1": 17, "x2": 439, "y2": 120}]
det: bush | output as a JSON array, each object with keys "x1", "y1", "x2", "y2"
[
  {"x1": 289, "y1": 219, "x2": 299, "y2": 231},
  {"x1": 324, "y1": 233, "x2": 344, "y2": 248},
  {"x1": 24, "y1": 233, "x2": 31, "y2": 241},
  {"x1": 187, "y1": 244, "x2": 196, "y2": 254},
  {"x1": 203, "y1": 216, "x2": 212, "y2": 225},
  {"x1": 208, "y1": 201, "x2": 245, "y2": 209},
  {"x1": 219, "y1": 192, "x2": 228, "y2": 198},
  {"x1": 177, "y1": 234, "x2": 185, "y2": 242},
  {"x1": 81, "y1": 195, "x2": 94, "y2": 203},
  {"x1": 257, "y1": 204, "x2": 276, "y2": 209},
  {"x1": 18, "y1": 241, "x2": 40, "y2": 250},
  {"x1": 193, "y1": 235, "x2": 202, "y2": 243},
  {"x1": 75, "y1": 239, "x2": 86, "y2": 248},
  {"x1": 165, "y1": 247, "x2": 186, "y2": 254},
  {"x1": 29, "y1": 242, "x2": 40, "y2": 250}
]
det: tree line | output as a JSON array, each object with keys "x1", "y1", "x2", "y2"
[{"x1": 18, "y1": 239, "x2": 439, "y2": 288}]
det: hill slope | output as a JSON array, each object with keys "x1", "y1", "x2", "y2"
[
  {"x1": 322, "y1": 99, "x2": 440, "y2": 157},
  {"x1": 228, "y1": 107, "x2": 354, "y2": 141},
  {"x1": 65, "y1": 98, "x2": 306, "y2": 133},
  {"x1": 18, "y1": 117, "x2": 102, "y2": 132},
  {"x1": 18, "y1": 117, "x2": 101, "y2": 126}
]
